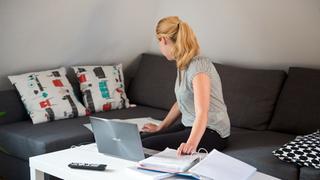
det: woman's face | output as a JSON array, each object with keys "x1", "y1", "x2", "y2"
[{"x1": 158, "y1": 37, "x2": 175, "y2": 61}]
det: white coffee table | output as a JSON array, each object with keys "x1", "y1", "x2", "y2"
[{"x1": 29, "y1": 144, "x2": 280, "y2": 180}]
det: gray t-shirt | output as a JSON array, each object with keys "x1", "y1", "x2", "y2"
[{"x1": 175, "y1": 56, "x2": 230, "y2": 138}]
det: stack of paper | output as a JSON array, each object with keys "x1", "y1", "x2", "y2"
[
  {"x1": 131, "y1": 148, "x2": 256, "y2": 180},
  {"x1": 112, "y1": 117, "x2": 161, "y2": 131},
  {"x1": 126, "y1": 167, "x2": 173, "y2": 180},
  {"x1": 138, "y1": 148, "x2": 200, "y2": 173},
  {"x1": 189, "y1": 149, "x2": 257, "y2": 180}
]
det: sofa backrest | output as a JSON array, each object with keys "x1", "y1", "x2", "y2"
[
  {"x1": 0, "y1": 90, "x2": 29, "y2": 125},
  {"x1": 127, "y1": 53, "x2": 288, "y2": 131},
  {"x1": 214, "y1": 63, "x2": 287, "y2": 130},
  {"x1": 127, "y1": 53, "x2": 177, "y2": 111},
  {"x1": 269, "y1": 67, "x2": 320, "y2": 135}
]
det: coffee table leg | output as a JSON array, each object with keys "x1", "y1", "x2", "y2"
[{"x1": 30, "y1": 168, "x2": 44, "y2": 180}]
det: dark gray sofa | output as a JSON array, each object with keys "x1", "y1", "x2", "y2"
[{"x1": 0, "y1": 53, "x2": 319, "y2": 180}]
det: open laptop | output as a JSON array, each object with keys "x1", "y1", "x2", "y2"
[{"x1": 90, "y1": 116, "x2": 152, "y2": 161}]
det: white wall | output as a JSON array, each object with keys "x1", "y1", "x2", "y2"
[
  {"x1": 1, "y1": 0, "x2": 320, "y2": 90},
  {"x1": 149, "y1": 0, "x2": 320, "y2": 70},
  {"x1": 0, "y1": 0, "x2": 158, "y2": 90}
]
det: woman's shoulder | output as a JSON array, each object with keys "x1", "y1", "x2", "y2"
[
  {"x1": 185, "y1": 55, "x2": 216, "y2": 81},
  {"x1": 188, "y1": 55, "x2": 214, "y2": 70}
]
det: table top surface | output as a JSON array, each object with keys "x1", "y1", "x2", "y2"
[{"x1": 29, "y1": 143, "x2": 280, "y2": 180}]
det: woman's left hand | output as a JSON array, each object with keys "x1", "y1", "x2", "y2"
[{"x1": 177, "y1": 142, "x2": 197, "y2": 156}]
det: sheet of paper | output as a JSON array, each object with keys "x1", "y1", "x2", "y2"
[
  {"x1": 126, "y1": 166, "x2": 174, "y2": 180},
  {"x1": 112, "y1": 117, "x2": 161, "y2": 131},
  {"x1": 83, "y1": 123, "x2": 93, "y2": 132},
  {"x1": 189, "y1": 149, "x2": 257, "y2": 180},
  {"x1": 139, "y1": 148, "x2": 200, "y2": 172},
  {"x1": 83, "y1": 117, "x2": 161, "y2": 132}
]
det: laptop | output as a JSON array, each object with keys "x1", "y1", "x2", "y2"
[{"x1": 90, "y1": 116, "x2": 152, "y2": 161}]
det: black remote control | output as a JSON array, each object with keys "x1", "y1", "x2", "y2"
[{"x1": 68, "y1": 162, "x2": 107, "y2": 171}]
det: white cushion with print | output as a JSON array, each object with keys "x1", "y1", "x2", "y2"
[
  {"x1": 8, "y1": 67, "x2": 87, "y2": 124},
  {"x1": 73, "y1": 64, "x2": 129, "y2": 113},
  {"x1": 273, "y1": 131, "x2": 320, "y2": 169}
]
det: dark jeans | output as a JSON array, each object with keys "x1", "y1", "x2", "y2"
[{"x1": 141, "y1": 123, "x2": 228, "y2": 152}]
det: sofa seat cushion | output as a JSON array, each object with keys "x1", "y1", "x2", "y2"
[
  {"x1": 0, "y1": 105, "x2": 168, "y2": 160},
  {"x1": 226, "y1": 127, "x2": 296, "y2": 149},
  {"x1": 224, "y1": 127, "x2": 298, "y2": 179},
  {"x1": 0, "y1": 116, "x2": 93, "y2": 161},
  {"x1": 214, "y1": 63, "x2": 286, "y2": 130},
  {"x1": 225, "y1": 147, "x2": 299, "y2": 180},
  {"x1": 299, "y1": 167, "x2": 320, "y2": 180}
]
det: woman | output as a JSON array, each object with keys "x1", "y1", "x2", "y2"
[{"x1": 141, "y1": 16, "x2": 230, "y2": 156}]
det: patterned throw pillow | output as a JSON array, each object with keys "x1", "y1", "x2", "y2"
[
  {"x1": 273, "y1": 131, "x2": 320, "y2": 169},
  {"x1": 8, "y1": 67, "x2": 87, "y2": 124},
  {"x1": 73, "y1": 65, "x2": 129, "y2": 113}
]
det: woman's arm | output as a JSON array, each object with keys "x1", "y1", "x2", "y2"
[
  {"x1": 159, "y1": 102, "x2": 181, "y2": 130},
  {"x1": 142, "y1": 102, "x2": 181, "y2": 132},
  {"x1": 177, "y1": 73, "x2": 210, "y2": 155}
]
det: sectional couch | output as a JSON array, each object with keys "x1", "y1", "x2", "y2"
[{"x1": 0, "y1": 53, "x2": 319, "y2": 180}]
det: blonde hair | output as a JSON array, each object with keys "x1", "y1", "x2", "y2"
[{"x1": 156, "y1": 16, "x2": 200, "y2": 70}]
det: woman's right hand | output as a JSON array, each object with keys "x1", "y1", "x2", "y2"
[{"x1": 142, "y1": 123, "x2": 161, "y2": 133}]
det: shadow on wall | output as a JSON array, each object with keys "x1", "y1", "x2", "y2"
[{"x1": 0, "y1": 53, "x2": 145, "y2": 92}]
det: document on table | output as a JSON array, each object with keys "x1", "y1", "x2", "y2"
[
  {"x1": 83, "y1": 117, "x2": 162, "y2": 132},
  {"x1": 126, "y1": 166, "x2": 174, "y2": 180},
  {"x1": 138, "y1": 148, "x2": 201, "y2": 173},
  {"x1": 112, "y1": 117, "x2": 161, "y2": 131},
  {"x1": 189, "y1": 149, "x2": 257, "y2": 180}
]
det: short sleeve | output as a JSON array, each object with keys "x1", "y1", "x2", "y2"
[{"x1": 187, "y1": 56, "x2": 214, "y2": 88}]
